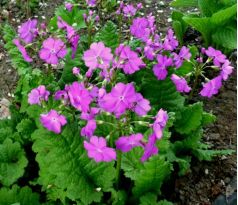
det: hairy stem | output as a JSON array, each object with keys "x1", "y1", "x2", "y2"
[{"x1": 116, "y1": 150, "x2": 122, "y2": 189}]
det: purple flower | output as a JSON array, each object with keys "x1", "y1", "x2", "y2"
[
  {"x1": 200, "y1": 76, "x2": 222, "y2": 98},
  {"x1": 153, "y1": 109, "x2": 168, "y2": 139},
  {"x1": 115, "y1": 44, "x2": 145, "y2": 74},
  {"x1": 65, "y1": 2, "x2": 73, "y2": 11},
  {"x1": 68, "y1": 82, "x2": 93, "y2": 112},
  {"x1": 18, "y1": 19, "x2": 38, "y2": 43},
  {"x1": 123, "y1": 5, "x2": 137, "y2": 17},
  {"x1": 116, "y1": 133, "x2": 143, "y2": 152},
  {"x1": 133, "y1": 93, "x2": 151, "y2": 116},
  {"x1": 54, "y1": 90, "x2": 69, "y2": 104},
  {"x1": 40, "y1": 110, "x2": 67, "y2": 134},
  {"x1": 163, "y1": 29, "x2": 178, "y2": 51},
  {"x1": 144, "y1": 46, "x2": 155, "y2": 60},
  {"x1": 39, "y1": 37, "x2": 67, "y2": 65},
  {"x1": 28, "y1": 85, "x2": 50, "y2": 105},
  {"x1": 81, "y1": 107, "x2": 100, "y2": 120},
  {"x1": 220, "y1": 60, "x2": 233, "y2": 81},
  {"x1": 100, "y1": 83, "x2": 137, "y2": 117},
  {"x1": 86, "y1": 0, "x2": 96, "y2": 7},
  {"x1": 173, "y1": 46, "x2": 191, "y2": 68},
  {"x1": 83, "y1": 42, "x2": 113, "y2": 70},
  {"x1": 130, "y1": 17, "x2": 151, "y2": 41},
  {"x1": 171, "y1": 74, "x2": 191, "y2": 93},
  {"x1": 141, "y1": 134, "x2": 158, "y2": 162},
  {"x1": 57, "y1": 17, "x2": 79, "y2": 59},
  {"x1": 84, "y1": 136, "x2": 116, "y2": 162},
  {"x1": 72, "y1": 67, "x2": 80, "y2": 75},
  {"x1": 13, "y1": 39, "x2": 33, "y2": 62},
  {"x1": 153, "y1": 54, "x2": 173, "y2": 80},
  {"x1": 205, "y1": 47, "x2": 226, "y2": 67},
  {"x1": 81, "y1": 120, "x2": 97, "y2": 137}
]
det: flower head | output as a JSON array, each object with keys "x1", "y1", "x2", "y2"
[
  {"x1": 205, "y1": 47, "x2": 226, "y2": 67},
  {"x1": 39, "y1": 37, "x2": 67, "y2": 65},
  {"x1": 13, "y1": 39, "x2": 33, "y2": 62},
  {"x1": 100, "y1": 83, "x2": 137, "y2": 117},
  {"x1": 83, "y1": 42, "x2": 113, "y2": 70},
  {"x1": 173, "y1": 46, "x2": 191, "y2": 68},
  {"x1": 68, "y1": 82, "x2": 93, "y2": 112},
  {"x1": 153, "y1": 109, "x2": 168, "y2": 139},
  {"x1": 123, "y1": 5, "x2": 137, "y2": 17},
  {"x1": 65, "y1": 2, "x2": 73, "y2": 11},
  {"x1": 86, "y1": 0, "x2": 96, "y2": 7},
  {"x1": 72, "y1": 67, "x2": 80, "y2": 75},
  {"x1": 18, "y1": 19, "x2": 38, "y2": 43},
  {"x1": 171, "y1": 74, "x2": 191, "y2": 93},
  {"x1": 81, "y1": 120, "x2": 97, "y2": 138},
  {"x1": 200, "y1": 76, "x2": 222, "y2": 98},
  {"x1": 40, "y1": 110, "x2": 67, "y2": 134},
  {"x1": 84, "y1": 136, "x2": 116, "y2": 162},
  {"x1": 220, "y1": 60, "x2": 233, "y2": 81},
  {"x1": 163, "y1": 29, "x2": 178, "y2": 51},
  {"x1": 141, "y1": 134, "x2": 158, "y2": 162},
  {"x1": 28, "y1": 85, "x2": 50, "y2": 105},
  {"x1": 133, "y1": 93, "x2": 151, "y2": 116},
  {"x1": 153, "y1": 54, "x2": 173, "y2": 80},
  {"x1": 115, "y1": 44, "x2": 145, "y2": 74},
  {"x1": 116, "y1": 133, "x2": 143, "y2": 152}
]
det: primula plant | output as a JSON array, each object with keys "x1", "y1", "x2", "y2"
[{"x1": 1, "y1": 1, "x2": 235, "y2": 204}]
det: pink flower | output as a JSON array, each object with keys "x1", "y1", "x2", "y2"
[
  {"x1": 28, "y1": 85, "x2": 50, "y2": 105},
  {"x1": 100, "y1": 83, "x2": 137, "y2": 117},
  {"x1": 153, "y1": 54, "x2": 173, "y2": 80},
  {"x1": 173, "y1": 46, "x2": 191, "y2": 68},
  {"x1": 81, "y1": 120, "x2": 97, "y2": 137},
  {"x1": 200, "y1": 76, "x2": 222, "y2": 98},
  {"x1": 40, "y1": 110, "x2": 67, "y2": 134},
  {"x1": 67, "y1": 82, "x2": 93, "y2": 112},
  {"x1": 18, "y1": 19, "x2": 38, "y2": 43},
  {"x1": 133, "y1": 93, "x2": 151, "y2": 116},
  {"x1": 83, "y1": 42, "x2": 113, "y2": 70},
  {"x1": 163, "y1": 29, "x2": 178, "y2": 51},
  {"x1": 123, "y1": 5, "x2": 137, "y2": 17},
  {"x1": 116, "y1": 133, "x2": 143, "y2": 152},
  {"x1": 115, "y1": 44, "x2": 145, "y2": 74},
  {"x1": 205, "y1": 47, "x2": 226, "y2": 67},
  {"x1": 153, "y1": 109, "x2": 168, "y2": 139},
  {"x1": 171, "y1": 74, "x2": 191, "y2": 93},
  {"x1": 57, "y1": 17, "x2": 79, "y2": 59},
  {"x1": 86, "y1": 0, "x2": 96, "y2": 7},
  {"x1": 220, "y1": 60, "x2": 233, "y2": 81},
  {"x1": 141, "y1": 134, "x2": 158, "y2": 162},
  {"x1": 54, "y1": 90, "x2": 69, "y2": 104},
  {"x1": 13, "y1": 39, "x2": 33, "y2": 62},
  {"x1": 72, "y1": 67, "x2": 80, "y2": 75},
  {"x1": 65, "y1": 2, "x2": 73, "y2": 11},
  {"x1": 39, "y1": 37, "x2": 67, "y2": 65},
  {"x1": 84, "y1": 136, "x2": 116, "y2": 162},
  {"x1": 130, "y1": 17, "x2": 151, "y2": 41}
]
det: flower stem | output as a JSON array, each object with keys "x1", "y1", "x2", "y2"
[
  {"x1": 189, "y1": 65, "x2": 201, "y2": 100},
  {"x1": 116, "y1": 150, "x2": 122, "y2": 189}
]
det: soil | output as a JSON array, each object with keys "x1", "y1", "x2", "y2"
[{"x1": 0, "y1": 1, "x2": 236, "y2": 205}]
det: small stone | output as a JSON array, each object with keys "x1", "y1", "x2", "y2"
[
  {"x1": 2, "y1": 9, "x2": 9, "y2": 18},
  {"x1": 224, "y1": 177, "x2": 231, "y2": 184},
  {"x1": 205, "y1": 169, "x2": 209, "y2": 175},
  {"x1": 167, "y1": 18, "x2": 172, "y2": 22}
]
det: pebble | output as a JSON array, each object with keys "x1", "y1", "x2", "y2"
[{"x1": 224, "y1": 177, "x2": 231, "y2": 184}]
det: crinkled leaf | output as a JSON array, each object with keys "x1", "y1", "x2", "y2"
[
  {"x1": 0, "y1": 139, "x2": 28, "y2": 186},
  {"x1": 32, "y1": 124, "x2": 116, "y2": 205},
  {"x1": 170, "y1": 0, "x2": 198, "y2": 7}
]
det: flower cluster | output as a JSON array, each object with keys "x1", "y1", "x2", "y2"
[{"x1": 17, "y1": 1, "x2": 233, "y2": 165}]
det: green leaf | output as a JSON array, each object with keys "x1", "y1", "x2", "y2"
[
  {"x1": 201, "y1": 112, "x2": 216, "y2": 126},
  {"x1": 158, "y1": 200, "x2": 174, "y2": 205},
  {"x1": 32, "y1": 124, "x2": 116, "y2": 205},
  {"x1": 16, "y1": 119, "x2": 36, "y2": 141},
  {"x1": 183, "y1": 17, "x2": 211, "y2": 45},
  {"x1": 0, "y1": 185, "x2": 40, "y2": 205},
  {"x1": 198, "y1": 0, "x2": 223, "y2": 17},
  {"x1": 175, "y1": 61, "x2": 194, "y2": 76},
  {"x1": 0, "y1": 139, "x2": 28, "y2": 186},
  {"x1": 3, "y1": 24, "x2": 32, "y2": 75},
  {"x1": 139, "y1": 193, "x2": 158, "y2": 205},
  {"x1": 193, "y1": 148, "x2": 235, "y2": 161},
  {"x1": 132, "y1": 155, "x2": 172, "y2": 197},
  {"x1": 121, "y1": 147, "x2": 144, "y2": 180},
  {"x1": 172, "y1": 21, "x2": 184, "y2": 44},
  {"x1": 170, "y1": 0, "x2": 198, "y2": 7},
  {"x1": 175, "y1": 102, "x2": 203, "y2": 135},
  {"x1": 212, "y1": 26, "x2": 237, "y2": 49},
  {"x1": 139, "y1": 71, "x2": 185, "y2": 112},
  {"x1": 211, "y1": 4, "x2": 237, "y2": 25},
  {"x1": 95, "y1": 21, "x2": 119, "y2": 49}
]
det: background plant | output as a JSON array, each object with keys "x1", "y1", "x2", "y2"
[{"x1": 170, "y1": 0, "x2": 237, "y2": 52}]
